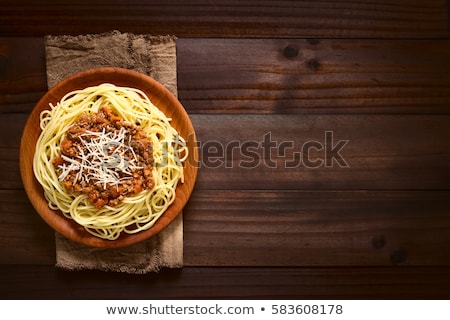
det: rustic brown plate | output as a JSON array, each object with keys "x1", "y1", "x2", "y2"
[{"x1": 19, "y1": 67, "x2": 198, "y2": 248}]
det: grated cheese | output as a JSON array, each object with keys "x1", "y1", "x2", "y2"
[{"x1": 57, "y1": 127, "x2": 143, "y2": 189}]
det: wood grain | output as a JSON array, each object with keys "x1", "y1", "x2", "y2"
[
  {"x1": 4, "y1": 113, "x2": 450, "y2": 190},
  {"x1": 0, "y1": 190, "x2": 55, "y2": 264},
  {"x1": 189, "y1": 114, "x2": 450, "y2": 190},
  {"x1": 3, "y1": 188, "x2": 450, "y2": 267},
  {"x1": 1, "y1": 2, "x2": 450, "y2": 298},
  {"x1": 1, "y1": 265, "x2": 449, "y2": 299},
  {"x1": 1, "y1": 0, "x2": 449, "y2": 38},
  {"x1": 2, "y1": 38, "x2": 450, "y2": 115},
  {"x1": 183, "y1": 190, "x2": 450, "y2": 266},
  {"x1": 0, "y1": 113, "x2": 25, "y2": 189},
  {"x1": 177, "y1": 39, "x2": 450, "y2": 114},
  {"x1": 0, "y1": 37, "x2": 47, "y2": 112}
]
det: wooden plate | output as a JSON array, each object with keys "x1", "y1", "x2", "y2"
[{"x1": 19, "y1": 67, "x2": 198, "y2": 248}]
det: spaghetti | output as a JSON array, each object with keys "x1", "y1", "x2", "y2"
[{"x1": 33, "y1": 83, "x2": 188, "y2": 240}]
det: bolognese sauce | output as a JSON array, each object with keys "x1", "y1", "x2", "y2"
[{"x1": 53, "y1": 107, "x2": 154, "y2": 208}]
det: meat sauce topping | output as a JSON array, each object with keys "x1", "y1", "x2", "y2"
[{"x1": 53, "y1": 107, "x2": 154, "y2": 208}]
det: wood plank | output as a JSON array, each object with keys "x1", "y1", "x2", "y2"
[
  {"x1": 2, "y1": 188, "x2": 449, "y2": 267},
  {"x1": 3, "y1": 113, "x2": 450, "y2": 190},
  {"x1": 0, "y1": 265, "x2": 449, "y2": 299},
  {"x1": 0, "y1": 113, "x2": 26, "y2": 189},
  {"x1": 0, "y1": 190, "x2": 55, "y2": 264},
  {"x1": 0, "y1": 37, "x2": 47, "y2": 113},
  {"x1": 177, "y1": 38, "x2": 450, "y2": 114},
  {"x1": 2, "y1": 38, "x2": 450, "y2": 115},
  {"x1": 1, "y1": 0, "x2": 449, "y2": 38},
  {"x1": 189, "y1": 114, "x2": 450, "y2": 190},
  {"x1": 183, "y1": 190, "x2": 450, "y2": 266}
]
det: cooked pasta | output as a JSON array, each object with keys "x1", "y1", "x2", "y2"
[{"x1": 33, "y1": 83, "x2": 188, "y2": 240}]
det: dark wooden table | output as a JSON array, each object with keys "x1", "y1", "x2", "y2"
[{"x1": 1, "y1": 0, "x2": 450, "y2": 299}]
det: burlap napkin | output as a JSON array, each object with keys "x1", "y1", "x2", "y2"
[{"x1": 45, "y1": 31, "x2": 183, "y2": 273}]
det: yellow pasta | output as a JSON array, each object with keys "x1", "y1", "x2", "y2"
[{"x1": 33, "y1": 83, "x2": 188, "y2": 240}]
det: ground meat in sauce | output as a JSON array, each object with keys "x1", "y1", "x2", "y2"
[{"x1": 53, "y1": 107, "x2": 154, "y2": 208}]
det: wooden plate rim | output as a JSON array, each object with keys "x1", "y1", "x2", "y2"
[{"x1": 19, "y1": 67, "x2": 198, "y2": 248}]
